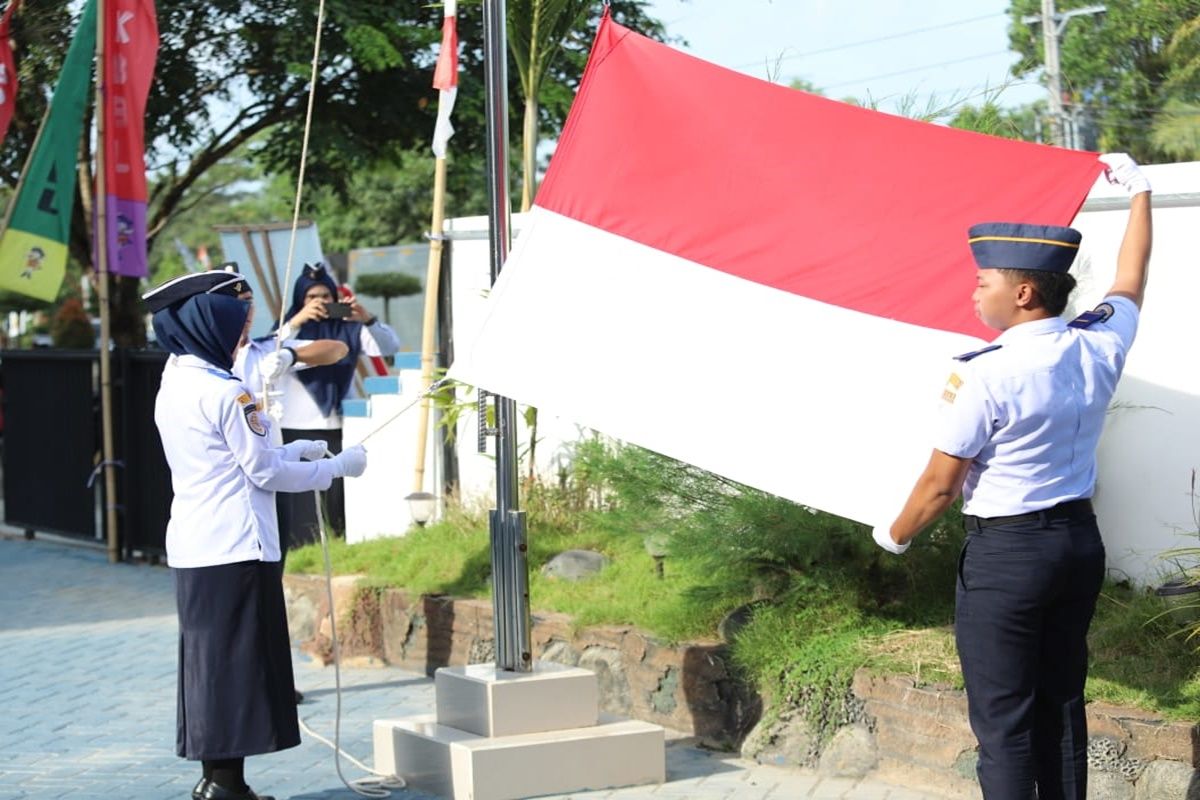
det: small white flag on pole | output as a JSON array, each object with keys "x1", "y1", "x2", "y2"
[{"x1": 431, "y1": 0, "x2": 458, "y2": 159}]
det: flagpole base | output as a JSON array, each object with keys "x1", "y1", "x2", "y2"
[{"x1": 373, "y1": 662, "x2": 665, "y2": 800}]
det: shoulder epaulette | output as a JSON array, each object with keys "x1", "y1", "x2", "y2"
[
  {"x1": 1068, "y1": 302, "x2": 1115, "y2": 329},
  {"x1": 953, "y1": 344, "x2": 1002, "y2": 362}
]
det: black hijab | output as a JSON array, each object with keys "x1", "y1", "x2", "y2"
[{"x1": 280, "y1": 264, "x2": 363, "y2": 418}]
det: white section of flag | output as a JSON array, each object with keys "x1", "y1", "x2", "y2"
[
  {"x1": 432, "y1": 86, "x2": 456, "y2": 159},
  {"x1": 450, "y1": 207, "x2": 987, "y2": 526}
]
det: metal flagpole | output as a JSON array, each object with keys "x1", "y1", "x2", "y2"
[{"x1": 482, "y1": 0, "x2": 531, "y2": 672}]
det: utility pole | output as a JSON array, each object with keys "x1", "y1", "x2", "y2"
[{"x1": 1023, "y1": 2, "x2": 1105, "y2": 148}]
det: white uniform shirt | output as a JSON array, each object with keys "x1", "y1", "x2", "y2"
[
  {"x1": 933, "y1": 296, "x2": 1139, "y2": 518},
  {"x1": 232, "y1": 337, "x2": 312, "y2": 446},
  {"x1": 274, "y1": 320, "x2": 402, "y2": 430},
  {"x1": 155, "y1": 354, "x2": 343, "y2": 567}
]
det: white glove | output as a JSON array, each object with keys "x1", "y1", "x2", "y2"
[
  {"x1": 255, "y1": 389, "x2": 285, "y2": 422},
  {"x1": 1099, "y1": 153, "x2": 1151, "y2": 196},
  {"x1": 872, "y1": 525, "x2": 910, "y2": 555},
  {"x1": 330, "y1": 444, "x2": 368, "y2": 478},
  {"x1": 260, "y1": 348, "x2": 296, "y2": 381},
  {"x1": 282, "y1": 439, "x2": 329, "y2": 462}
]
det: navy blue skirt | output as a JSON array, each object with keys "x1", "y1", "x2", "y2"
[{"x1": 174, "y1": 560, "x2": 300, "y2": 760}]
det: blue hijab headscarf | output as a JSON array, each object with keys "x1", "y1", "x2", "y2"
[
  {"x1": 280, "y1": 264, "x2": 363, "y2": 418},
  {"x1": 152, "y1": 293, "x2": 250, "y2": 372}
]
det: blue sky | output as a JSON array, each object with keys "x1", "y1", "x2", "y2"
[{"x1": 642, "y1": 0, "x2": 1048, "y2": 114}]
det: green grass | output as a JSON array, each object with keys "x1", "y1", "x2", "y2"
[
  {"x1": 288, "y1": 478, "x2": 1200, "y2": 723},
  {"x1": 286, "y1": 508, "x2": 736, "y2": 642}
]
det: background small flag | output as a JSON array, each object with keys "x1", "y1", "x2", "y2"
[{"x1": 431, "y1": 0, "x2": 457, "y2": 159}]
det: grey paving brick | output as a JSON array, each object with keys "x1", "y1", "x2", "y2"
[{"x1": 0, "y1": 535, "x2": 966, "y2": 800}]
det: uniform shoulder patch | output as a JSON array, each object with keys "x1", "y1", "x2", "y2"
[
  {"x1": 1068, "y1": 302, "x2": 1115, "y2": 329},
  {"x1": 237, "y1": 390, "x2": 267, "y2": 436},
  {"x1": 941, "y1": 371, "x2": 964, "y2": 404},
  {"x1": 953, "y1": 344, "x2": 1002, "y2": 362}
]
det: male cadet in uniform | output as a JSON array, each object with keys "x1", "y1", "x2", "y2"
[
  {"x1": 144, "y1": 270, "x2": 368, "y2": 800},
  {"x1": 872, "y1": 153, "x2": 1152, "y2": 800}
]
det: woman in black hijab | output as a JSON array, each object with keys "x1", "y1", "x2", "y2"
[
  {"x1": 146, "y1": 272, "x2": 368, "y2": 800},
  {"x1": 273, "y1": 264, "x2": 400, "y2": 546}
]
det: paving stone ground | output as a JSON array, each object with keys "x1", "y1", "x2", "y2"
[{"x1": 0, "y1": 534, "x2": 956, "y2": 800}]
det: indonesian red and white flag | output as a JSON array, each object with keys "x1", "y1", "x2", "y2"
[
  {"x1": 451, "y1": 15, "x2": 1104, "y2": 526},
  {"x1": 0, "y1": 0, "x2": 19, "y2": 150},
  {"x1": 431, "y1": 0, "x2": 457, "y2": 159}
]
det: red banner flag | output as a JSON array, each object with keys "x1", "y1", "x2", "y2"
[
  {"x1": 98, "y1": 0, "x2": 157, "y2": 277},
  {"x1": 0, "y1": 0, "x2": 19, "y2": 149}
]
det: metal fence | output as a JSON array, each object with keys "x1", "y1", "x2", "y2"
[
  {"x1": 1, "y1": 348, "x2": 171, "y2": 558},
  {"x1": 1, "y1": 350, "x2": 104, "y2": 541}
]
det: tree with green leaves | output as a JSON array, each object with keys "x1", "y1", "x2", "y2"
[
  {"x1": 508, "y1": 0, "x2": 591, "y2": 211},
  {"x1": 355, "y1": 271, "x2": 422, "y2": 326},
  {"x1": 1008, "y1": 0, "x2": 1200, "y2": 161},
  {"x1": 4, "y1": 1, "x2": 668, "y2": 344}
]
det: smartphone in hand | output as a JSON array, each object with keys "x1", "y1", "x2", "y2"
[{"x1": 325, "y1": 302, "x2": 353, "y2": 319}]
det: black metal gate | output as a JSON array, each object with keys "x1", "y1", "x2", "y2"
[
  {"x1": 1, "y1": 348, "x2": 174, "y2": 557},
  {"x1": 1, "y1": 350, "x2": 103, "y2": 541},
  {"x1": 118, "y1": 349, "x2": 171, "y2": 557}
]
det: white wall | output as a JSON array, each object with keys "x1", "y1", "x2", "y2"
[{"x1": 1070, "y1": 162, "x2": 1200, "y2": 584}]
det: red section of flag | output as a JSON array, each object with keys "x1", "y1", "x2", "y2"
[
  {"x1": 0, "y1": 0, "x2": 19, "y2": 149},
  {"x1": 432, "y1": 14, "x2": 457, "y2": 90},
  {"x1": 101, "y1": 0, "x2": 157, "y2": 204},
  {"x1": 537, "y1": 19, "x2": 1104, "y2": 341}
]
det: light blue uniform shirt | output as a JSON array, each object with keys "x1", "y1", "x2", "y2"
[
  {"x1": 155, "y1": 354, "x2": 342, "y2": 567},
  {"x1": 933, "y1": 296, "x2": 1139, "y2": 518}
]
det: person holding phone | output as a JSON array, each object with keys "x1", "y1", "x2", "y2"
[{"x1": 274, "y1": 263, "x2": 401, "y2": 546}]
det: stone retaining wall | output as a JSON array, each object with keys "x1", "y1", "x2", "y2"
[
  {"x1": 854, "y1": 673, "x2": 1199, "y2": 799},
  {"x1": 285, "y1": 574, "x2": 1200, "y2": 799},
  {"x1": 283, "y1": 574, "x2": 760, "y2": 749}
]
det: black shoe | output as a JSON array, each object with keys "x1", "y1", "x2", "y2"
[
  {"x1": 294, "y1": 689, "x2": 304, "y2": 704},
  {"x1": 191, "y1": 778, "x2": 208, "y2": 800},
  {"x1": 199, "y1": 781, "x2": 274, "y2": 800}
]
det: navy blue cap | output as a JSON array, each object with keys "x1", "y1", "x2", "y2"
[
  {"x1": 967, "y1": 222, "x2": 1082, "y2": 273},
  {"x1": 141, "y1": 271, "x2": 251, "y2": 313}
]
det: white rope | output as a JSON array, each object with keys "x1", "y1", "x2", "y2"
[
  {"x1": 292, "y1": 377, "x2": 451, "y2": 795},
  {"x1": 276, "y1": 0, "x2": 328, "y2": 336},
  {"x1": 261, "y1": 0, "x2": 326, "y2": 419},
  {"x1": 297, "y1": 488, "x2": 406, "y2": 798},
  {"x1": 352, "y1": 377, "x2": 452, "y2": 447}
]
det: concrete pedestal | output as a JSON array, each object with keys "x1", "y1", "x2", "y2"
[{"x1": 374, "y1": 662, "x2": 665, "y2": 800}]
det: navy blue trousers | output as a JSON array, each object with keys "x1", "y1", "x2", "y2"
[{"x1": 954, "y1": 514, "x2": 1105, "y2": 800}]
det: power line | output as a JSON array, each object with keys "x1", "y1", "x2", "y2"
[
  {"x1": 822, "y1": 51, "x2": 1013, "y2": 91},
  {"x1": 731, "y1": 12, "x2": 1005, "y2": 70}
]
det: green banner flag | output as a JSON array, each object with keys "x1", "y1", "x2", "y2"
[{"x1": 0, "y1": 0, "x2": 96, "y2": 301}]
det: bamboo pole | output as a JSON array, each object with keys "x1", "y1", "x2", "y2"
[
  {"x1": 0, "y1": 106, "x2": 49, "y2": 235},
  {"x1": 93, "y1": 0, "x2": 120, "y2": 563},
  {"x1": 411, "y1": 154, "x2": 447, "y2": 494}
]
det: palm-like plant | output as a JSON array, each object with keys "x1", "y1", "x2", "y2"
[{"x1": 507, "y1": 0, "x2": 591, "y2": 211}]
